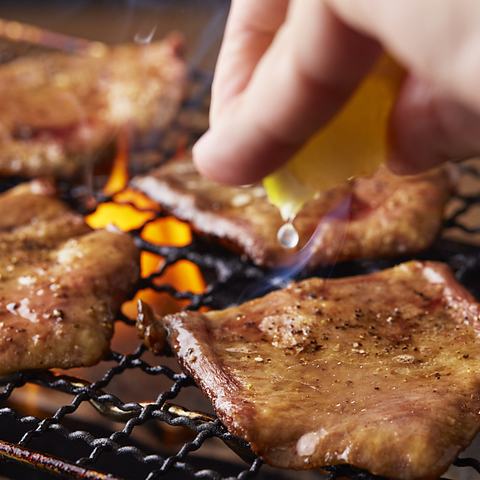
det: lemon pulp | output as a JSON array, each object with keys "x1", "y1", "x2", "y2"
[{"x1": 263, "y1": 55, "x2": 405, "y2": 222}]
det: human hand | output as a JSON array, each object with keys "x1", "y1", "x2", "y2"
[{"x1": 193, "y1": 0, "x2": 480, "y2": 185}]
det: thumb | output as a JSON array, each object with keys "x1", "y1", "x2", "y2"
[{"x1": 388, "y1": 75, "x2": 480, "y2": 175}]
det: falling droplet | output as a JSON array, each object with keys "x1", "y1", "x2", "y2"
[{"x1": 277, "y1": 221, "x2": 299, "y2": 248}]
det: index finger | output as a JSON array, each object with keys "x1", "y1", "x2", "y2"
[
  {"x1": 210, "y1": 0, "x2": 289, "y2": 124},
  {"x1": 194, "y1": 0, "x2": 380, "y2": 185}
]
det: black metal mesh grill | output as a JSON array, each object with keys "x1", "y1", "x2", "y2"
[
  {"x1": 2, "y1": 165, "x2": 480, "y2": 480},
  {"x1": 1, "y1": 43, "x2": 480, "y2": 480}
]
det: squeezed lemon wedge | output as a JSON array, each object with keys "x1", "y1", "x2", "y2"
[{"x1": 263, "y1": 55, "x2": 405, "y2": 221}]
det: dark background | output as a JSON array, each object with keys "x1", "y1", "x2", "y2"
[{"x1": 0, "y1": 0, "x2": 230, "y2": 71}]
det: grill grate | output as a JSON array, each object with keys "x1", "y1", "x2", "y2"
[{"x1": 1, "y1": 62, "x2": 480, "y2": 480}]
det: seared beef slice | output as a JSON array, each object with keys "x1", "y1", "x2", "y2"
[
  {"x1": 0, "y1": 180, "x2": 140, "y2": 374},
  {"x1": 146, "y1": 261, "x2": 480, "y2": 480}
]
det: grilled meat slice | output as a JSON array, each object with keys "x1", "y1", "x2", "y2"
[
  {"x1": 140, "y1": 261, "x2": 480, "y2": 480},
  {"x1": 131, "y1": 157, "x2": 453, "y2": 268},
  {"x1": 0, "y1": 34, "x2": 186, "y2": 179},
  {"x1": 0, "y1": 180, "x2": 140, "y2": 374}
]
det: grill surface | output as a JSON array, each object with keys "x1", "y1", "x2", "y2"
[
  {"x1": 1, "y1": 15, "x2": 480, "y2": 480},
  {"x1": 1, "y1": 161, "x2": 480, "y2": 480}
]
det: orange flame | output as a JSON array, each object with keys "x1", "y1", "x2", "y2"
[{"x1": 86, "y1": 135, "x2": 206, "y2": 318}]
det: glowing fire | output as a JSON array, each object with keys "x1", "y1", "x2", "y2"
[{"x1": 86, "y1": 134, "x2": 206, "y2": 318}]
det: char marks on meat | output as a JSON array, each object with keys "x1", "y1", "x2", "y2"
[
  {"x1": 0, "y1": 34, "x2": 186, "y2": 179},
  {"x1": 140, "y1": 261, "x2": 480, "y2": 480},
  {"x1": 0, "y1": 180, "x2": 140, "y2": 374},
  {"x1": 131, "y1": 157, "x2": 453, "y2": 268}
]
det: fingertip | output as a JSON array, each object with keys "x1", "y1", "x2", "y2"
[
  {"x1": 192, "y1": 122, "x2": 297, "y2": 187},
  {"x1": 192, "y1": 128, "x2": 264, "y2": 186},
  {"x1": 192, "y1": 130, "x2": 222, "y2": 182}
]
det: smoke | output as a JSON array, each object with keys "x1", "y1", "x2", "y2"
[
  {"x1": 239, "y1": 194, "x2": 353, "y2": 303},
  {"x1": 0, "y1": 0, "x2": 230, "y2": 54},
  {"x1": 186, "y1": 1, "x2": 229, "y2": 72},
  {"x1": 130, "y1": 0, "x2": 230, "y2": 71},
  {"x1": 134, "y1": 24, "x2": 157, "y2": 43}
]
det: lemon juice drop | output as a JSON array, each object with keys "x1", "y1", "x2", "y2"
[
  {"x1": 264, "y1": 55, "x2": 405, "y2": 226},
  {"x1": 277, "y1": 218, "x2": 299, "y2": 248}
]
